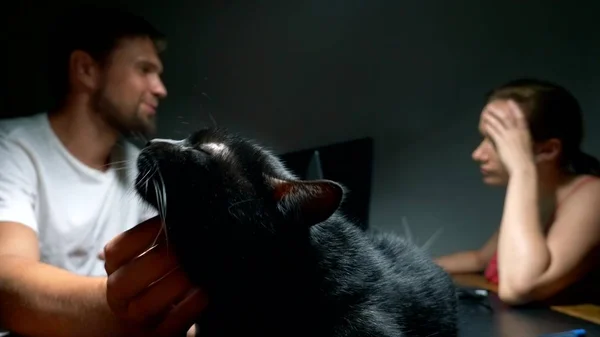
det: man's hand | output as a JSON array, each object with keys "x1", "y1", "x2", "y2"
[{"x1": 103, "y1": 216, "x2": 208, "y2": 336}]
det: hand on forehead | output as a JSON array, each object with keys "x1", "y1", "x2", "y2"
[{"x1": 483, "y1": 99, "x2": 525, "y2": 121}]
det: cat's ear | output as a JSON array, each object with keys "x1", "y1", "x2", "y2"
[{"x1": 270, "y1": 178, "x2": 344, "y2": 225}]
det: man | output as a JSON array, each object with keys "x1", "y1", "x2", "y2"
[{"x1": 0, "y1": 6, "x2": 206, "y2": 337}]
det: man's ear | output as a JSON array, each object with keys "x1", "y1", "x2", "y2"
[
  {"x1": 69, "y1": 50, "x2": 101, "y2": 91},
  {"x1": 269, "y1": 178, "x2": 344, "y2": 226},
  {"x1": 534, "y1": 138, "x2": 562, "y2": 163}
]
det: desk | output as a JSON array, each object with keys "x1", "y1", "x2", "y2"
[
  {"x1": 453, "y1": 273, "x2": 600, "y2": 325},
  {"x1": 454, "y1": 273, "x2": 600, "y2": 337}
]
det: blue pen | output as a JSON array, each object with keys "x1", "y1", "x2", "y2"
[{"x1": 538, "y1": 329, "x2": 586, "y2": 337}]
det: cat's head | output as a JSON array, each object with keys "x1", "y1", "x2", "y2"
[{"x1": 134, "y1": 127, "x2": 344, "y2": 256}]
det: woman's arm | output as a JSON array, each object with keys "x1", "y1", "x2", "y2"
[
  {"x1": 497, "y1": 169, "x2": 600, "y2": 305},
  {"x1": 481, "y1": 100, "x2": 600, "y2": 305},
  {"x1": 434, "y1": 230, "x2": 499, "y2": 274}
]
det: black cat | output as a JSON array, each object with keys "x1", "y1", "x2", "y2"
[{"x1": 135, "y1": 128, "x2": 458, "y2": 337}]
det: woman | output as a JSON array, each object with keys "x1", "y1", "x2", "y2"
[{"x1": 435, "y1": 78, "x2": 600, "y2": 305}]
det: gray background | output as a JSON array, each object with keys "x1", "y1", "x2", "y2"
[{"x1": 2, "y1": 0, "x2": 599, "y2": 256}]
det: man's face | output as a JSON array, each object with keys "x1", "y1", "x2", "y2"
[{"x1": 92, "y1": 36, "x2": 167, "y2": 137}]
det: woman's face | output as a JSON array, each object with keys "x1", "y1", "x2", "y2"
[{"x1": 472, "y1": 99, "x2": 511, "y2": 186}]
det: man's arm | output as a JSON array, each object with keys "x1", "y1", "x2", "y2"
[
  {"x1": 0, "y1": 221, "x2": 121, "y2": 337},
  {"x1": 0, "y1": 219, "x2": 207, "y2": 337}
]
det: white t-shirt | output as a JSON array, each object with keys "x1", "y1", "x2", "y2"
[{"x1": 0, "y1": 112, "x2": 157, "y2": 277}]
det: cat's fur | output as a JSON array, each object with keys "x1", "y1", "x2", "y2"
[{"x1": 135, "y1": 128, "x2": 458, "y2": 337}]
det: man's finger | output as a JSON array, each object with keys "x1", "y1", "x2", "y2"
[
  {"x1": 187, "y1": 324, "x2": 197, "y2": 337},
  {"x1": 155, "y1": 288, "x2": 209, "y2": 337},
  {"x1": 106, "y1": 242, "x2": 179, "y2": 305},
  {"x1": 127, "y1": 268, "x2": 195, "y2": 322},
  {"x1": 104, "y1": 216, "x2": 165, "y2": 274}
]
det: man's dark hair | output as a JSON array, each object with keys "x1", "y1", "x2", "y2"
[{"x1": 47, "y1": 5, "x2": 166, "y2": 108}]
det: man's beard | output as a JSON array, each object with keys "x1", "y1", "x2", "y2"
[{"x1": 91, "y1": 89, "x2": 157, "y2": 139}]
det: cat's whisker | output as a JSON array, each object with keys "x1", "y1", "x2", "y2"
[
  {"x1": 133, "y1": 158, "x2": 165, "y2": 248},
  {"x1": 227, "y1": 198, "x2": 258, "y2": 215},
  {"x1": 420, "y1": 227, "x2": 444, "y2": 252},
  {"x1": 103, "y1": 160, "x2": 134, "y2": 170},
  {"x1": 151, "y1": 218, "x2": 165, "y2": 248},
  {"x1": 136, "y1": 163, "x2": 156, "y2": 188},
  {"x1": 208, "y1": 111, "x2": 218, "y2": 128},
  {"x1": 156, "y1": 184, "x2": 165, "y2": 220},
  {"x1": 153, "y1": 180, "x2": 165, "y2": 224},
  {"x1": 157, "y1": 169, "x2": 167, "y2": 220},
  {"x1": 106, "y1": 160, "x2": 132, "y2": 165},
  {"x1": 151, "y1": 162, "x2": 169, "y2": 248},
  {"x1": 134, "y1": 132, "x2": 149, "y2": 145},
  {"x1": 151, "y1": 181, "x2": 169, "y2": 249},
  {"x1": 401, "y1": 216, "x2": 414, "y2": 244},
  {"x1": 111, "y1": 166, "x2": 132, "y2": 172},
  {"x1": 104, "y1": 160, "x2": 132, "y2": 167}
]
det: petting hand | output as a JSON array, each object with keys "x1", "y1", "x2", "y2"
[
  {"x1": 482, "y1": 99, "x2": 535, "y2": 175},
  {"x1": 103, "y1": 216, "x2": 208, "y2": 337}
]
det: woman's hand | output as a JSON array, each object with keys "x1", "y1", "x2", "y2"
[{"x1": 482, "y1": 100, "x2": 536, "y2": 175}]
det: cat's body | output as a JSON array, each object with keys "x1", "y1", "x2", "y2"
[{"x1": 135, "y1": 128, "x2": 458, "y2": 337}]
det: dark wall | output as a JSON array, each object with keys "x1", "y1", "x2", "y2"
[
  {"x1": 2, "y1": 0, "x2": 599, "y2": 255},
  {"x1": 280, "y1": 137, "x2": 374, "y2": 230}
]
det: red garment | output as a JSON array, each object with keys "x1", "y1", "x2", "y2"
[
  {"x1": 483, "y1": 176, "x2": 596, "y2": 284},
  {"x1": 484, "y1": 252, "x2": 499, "y2": 284}
]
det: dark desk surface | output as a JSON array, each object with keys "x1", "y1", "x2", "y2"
[
  {"x1": 453, "y1": 274, "x2": 600, "y2": 325},
  {"x1": 459, "y1": 291, "x2": 600, "y2": 337},
  {"x1": 455, "y1": 274, "x2": 600, "y2": 337}
]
